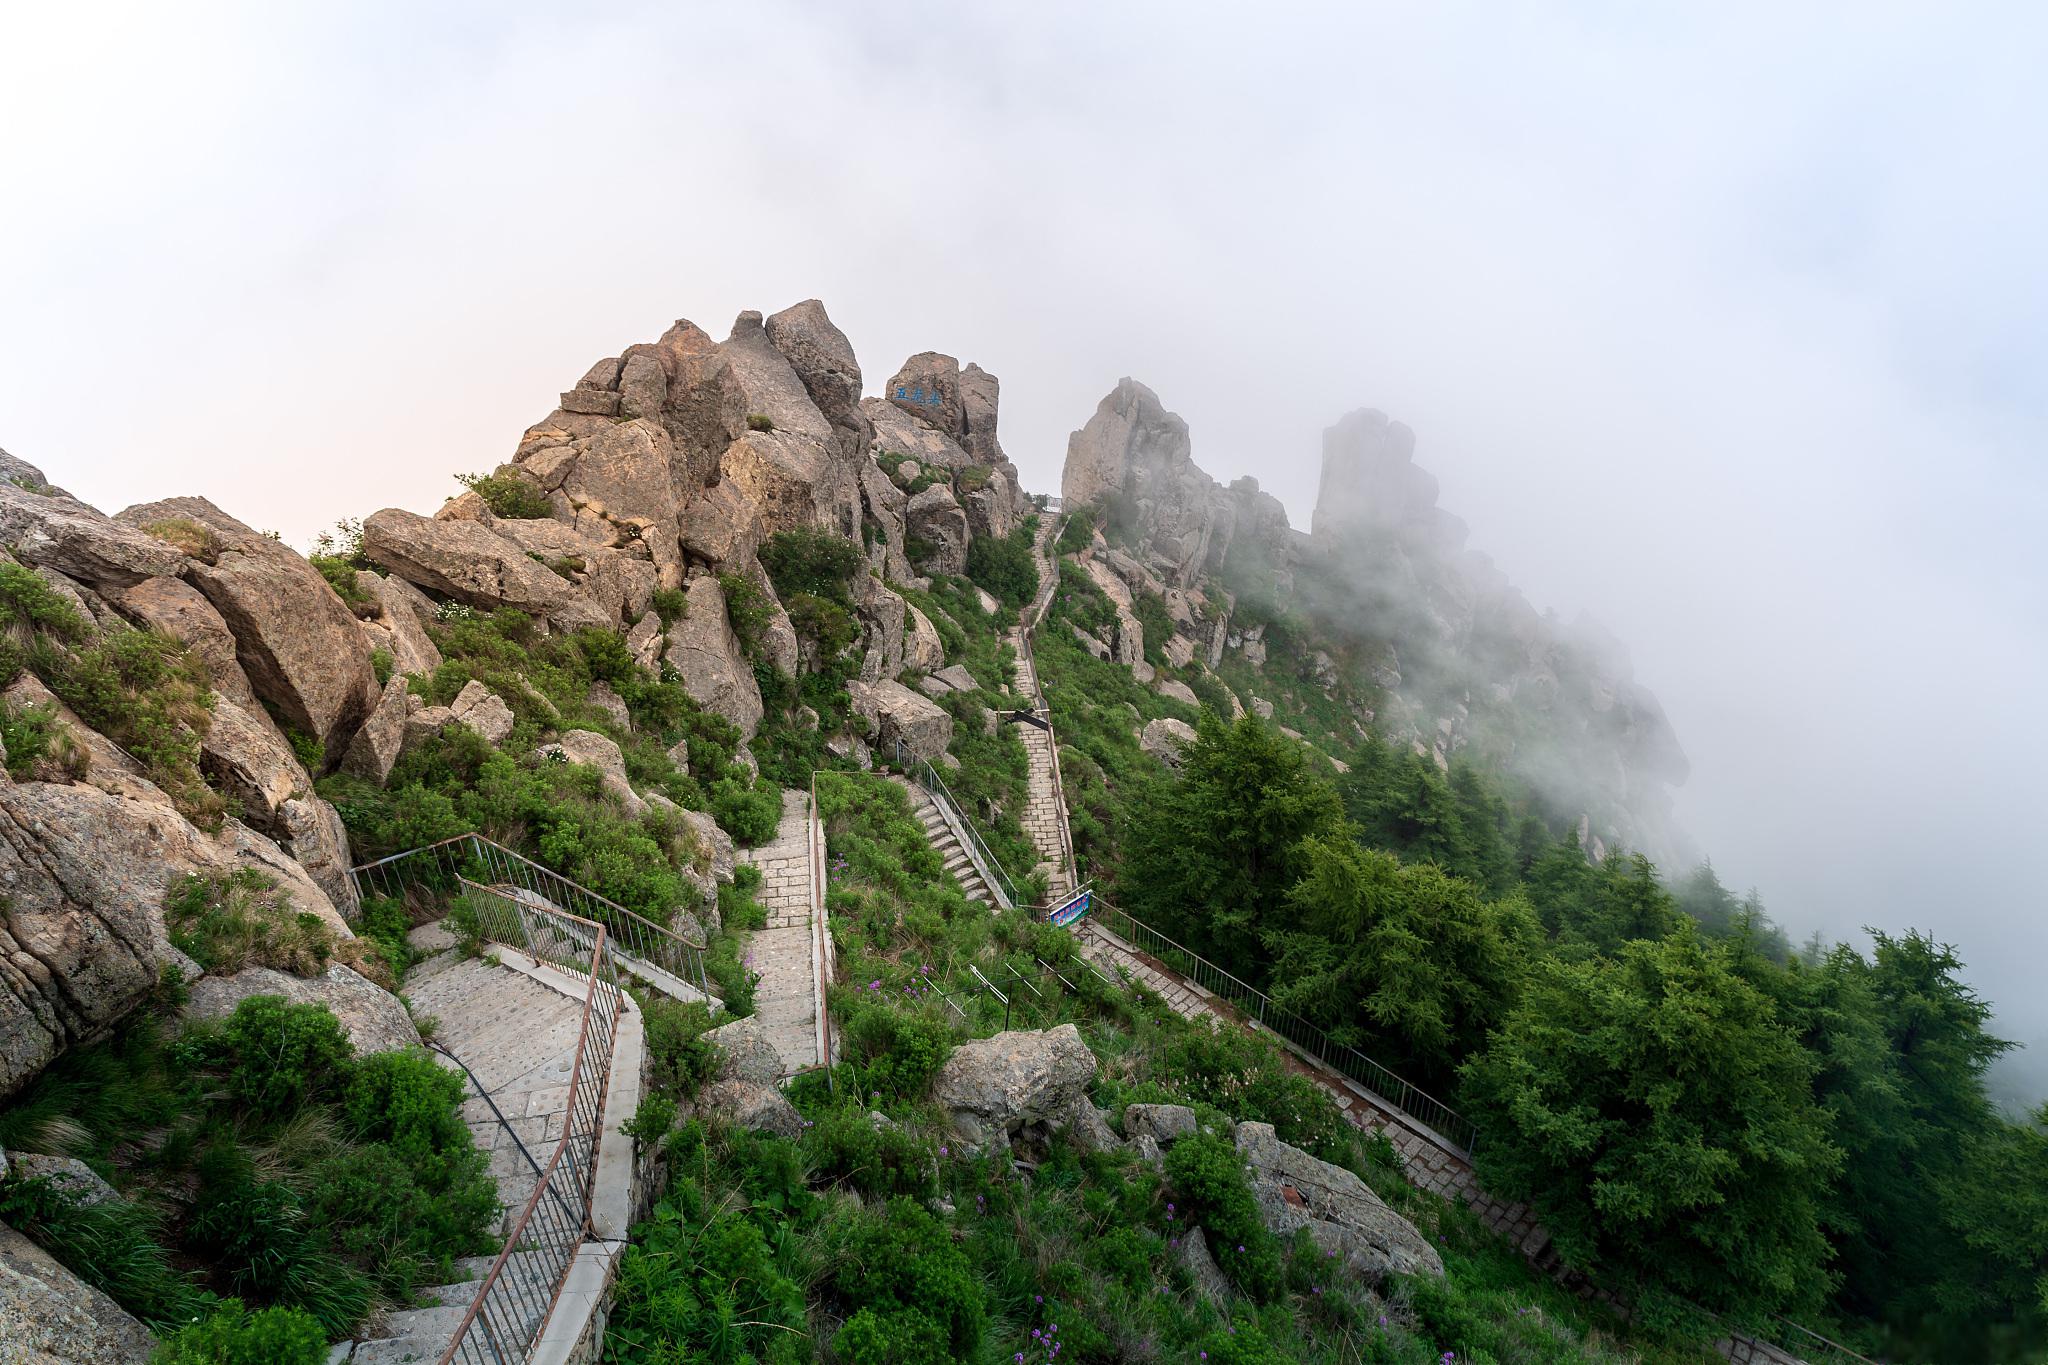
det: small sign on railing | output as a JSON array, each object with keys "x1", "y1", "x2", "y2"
[{"x1": 1047, "y1": 886, "x2": 1092, "y2": 928}]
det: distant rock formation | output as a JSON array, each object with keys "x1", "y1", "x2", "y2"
[{"x1": 1058, "y1": 382, "x2": 1689, "y2": 859}]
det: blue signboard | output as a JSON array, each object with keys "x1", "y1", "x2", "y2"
[{"x1": 1047, "y1": 887, "x2": 1092, "y2": 928}]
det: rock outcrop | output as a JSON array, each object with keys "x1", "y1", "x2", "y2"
[
  {"x1": 0, "y1": 1220, "x2": 157, "y2": 1363},
  {"x1": 183, "y1": 964, "x2": 422, "y2": 1055},
  {"x1": 930, "y1": 1023, "x2": 1098, "y2": 1151},
  {"x1": 849, "y1": 678, "x2": 952, "y2": 763},
  {"x1": 1233, "y1": 1120, "x2": 1444, "y2": 1282},
  {"x1": 664, "y1": 576, "x2": 764, "y2": 738}
]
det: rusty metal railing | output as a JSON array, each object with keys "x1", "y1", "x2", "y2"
[
  {"x1": 433, "y1": 880, "x2": 623, "y2": 1365},
  {"x1": 348, "y1": 832, "x2": 716, "y2": 1005},
  {"x1": 1013, "y1": 513, "x2": 1080, "y2": 895}
]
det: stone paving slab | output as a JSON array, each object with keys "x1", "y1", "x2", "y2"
[{"x1": 737, "y1": 790, "x2": 820, "y2": 1076}]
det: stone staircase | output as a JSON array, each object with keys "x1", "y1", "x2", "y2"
[
  {"x1": 901, "y1": 778, "x2": 997, "y2": 906},
  {"x1": 339, "y1": 1251, "x2": 552, "y2": 1364}
]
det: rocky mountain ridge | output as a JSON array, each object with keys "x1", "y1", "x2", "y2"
[{"x1": 1062, "y1": 378, "x2": 1689, "y2": 860}]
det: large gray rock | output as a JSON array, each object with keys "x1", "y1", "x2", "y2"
[
  {"x1": 0, "y1": 450, "x2": 72, "y2": 500},
  {"x1": 905, "y1": 484, "x2": 969, "y2": 575},
  {"x1": 183, "y1": 964, "x2": 421, "y2": 1055},
  {"x1": 1175, "y1": 1225, "x2": 1234, "y2": 1307},
  {"x1": 885, "y1": 351, "x2": 966, "y2": 439},
  {"x1": 959, "y1": 362, "x2": 1006, "y2": 466},
  {"x1": 696, "y1": 1077, "x2": 803, "y2": 1139},
  {"x1": 200, "y1": 694, "x2": 312, "y2": 829},
  {"x1": 450, "y1": 680, "x2": 515, "y2": 745},
  {"x1": 849, "y1": 678, "x2": 952, "y2": 764},
  {"x1": 1156, "y1": 679, "x2": 1200, "y2": 708},
  {"x1": 342, "y1": 677, "x2": 413, "y2": 785},
  {"x1": 933, "y1": 664, "x2": 981, "y2": 693},
  {"x1": 6, "y1": 1155, "x2": 117, "y2": 1207},
  {"x1": 930, "y1": 1023, "x2": 1097, "y2": 1151},
  {"x1": 1232, "y1": 1120, "x2": 1443, "y2": 1281},
  {"x1": 701, "y1": 1015, "x2": 782, "y2": 1085},
  {"x1": 363, "y1": 570, "x2": 444, "y2": 677},
  {"x1": 676, "y1": 807, "x2": 736, "y2": 884},
  {"x1": 361, "y1": 507, "x2": 571, "y2": 615},
  {"x1": 117, "y1": 497, "x2": 378, "y2": 751},
  {"x1": 1140, "y1": 717, "x2": 1198, "y2": 769},
  {"x1": 765, "y1": 299, "x2": 870, "y2": 463},
  {"x1": 903, "y1": 604, "x2": 945, "y2": 674},
  {"x1": 0, "y1": 482, "x2": 184, "y2": 591},
  {"x1": 514, "y1": 419, "x2": 684, "y2": 585},
  {"x1": 279, "y1": 794, "x2": 359, "y2": 920},
  {"x1": 0, "y1": 1220, "x2": 158, "y2": 1363},
  {"x1": 664, "y1": 576, "x2": 764, "y2": 739},
  {"x1": 1125, "y1": 1102, "x2": 1200, "y2": 1145},
  {"x1": 1061, "y1": 379, "x2": 1228, "y2": 589},
  {"x1": 0, "y1": 777, "x2": 351, "y2": 1098}
]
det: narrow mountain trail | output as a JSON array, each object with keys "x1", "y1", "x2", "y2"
[
  {"x1": 1011, "y1": 513, "x2": 1075, "y2": 901},
  {"x1": 737, "y1": 789, "x2": 825, "y2": 1077}
]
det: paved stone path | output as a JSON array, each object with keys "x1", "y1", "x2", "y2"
[
  {"x1": 737, "y1": 789, "x2": 821, "y2": 1076},
  {"x1": 1012, "y1": 515, "x2": 1074, "y2": 901},
  {"x1": 407, "y1": 954, "x2": 584, "y2": 1236}
]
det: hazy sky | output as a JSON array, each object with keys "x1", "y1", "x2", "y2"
[{"x1": 4, "y1": 2, "x2": 2044, "y2": 1094}]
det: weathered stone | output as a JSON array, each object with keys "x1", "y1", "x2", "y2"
[
  {"x1": 885, "y1": 352, "x2": 965, "y2": 439},
  {"x1": 934, "y1": 664, "x2": 981, "y2": 693},
  {"x1": 1062, "y1": 379, "x2": 1229, "y2": 589},
  {"x1": 111, "y1": 576, "x2": 259, "y2": 706},
  {"x1": 917, "y1": 675, "x2": 952, "y2": 699},
  {"x1": 361, "y1": 507, "x2": 571, "y2": 615},
  {"x1": 450, "y1": 680, "x2": 515, "y2": 745},
  {"x1": 1250, "y1": 696, "x2": 1275, "y2": 720},
  {"x1": 0, "y1": 778, "x2": 350, "y2": 1098},
  {"x1": 1125, "y1": 1102, "x2": 1200, "y2": 1145},
  {"x1": 677, "y1": 807, "x2": 734, "y2": 882},
  {"x1": 848, "y1": 678, "x2": 952, "y2": 764},
  {"x1": 890, "y1": 458, "x2": 923, "y2": 489},
  {"x1": 1140, "y1": 717, "x2": 1198, "y2": 769},
  {"x1": 279, "y1": 795, "x2": 358, "y2": 920},
  {"x1": 588, "y1": 681, "x2": 631, "y2": 731},
  {"x1": 1057, "y1": 1099, "x2": 1119, "y2": 1154},
  {"x1": 0, "y1": 482, "x2": 185, "y2": 591},
  {"x1": 1070, "y1": 625, "x2": 1110, "y2": 659},
  {"x1": 118, "y1": 497, "x2": 378, "y2": 751},
  {"x1": 617, "y1": 353, "x2": 667, "y2": 421},
  {"x1": 959, "y1": 362, "x2": 1006, "y2": 465},
  {"x1": 342, "y1": 677, "x2": 411, "y2": 785},
  {"x1": 7, "y1": 1155, "x2": 117, "y2": 1207},
  {"x1": 904, "y1": 604, "x2": 945, "y2": 674},
  {"x1": 540, "y1": 729, "x2": 645, "y2": 816},
  {"x1": 930, "y1": 1023, "x2": 1097, "y2": 1150},
  {"x1": 184, "y1": 964, "x2": 422, "y2": 1056},
  {"x1": 0, "y1": 449, "x2": 72, "y2": 500},
  {"x1": 1156, "y1": 679, "x2": 1200, "y2": 707},
  {"x1": 362, "y1": 571, "x2": 443, "y2": 677},
  {"x1": 701, "y1": 1015, "x2": 782, "y2": 1085},
  {"x1": 765, "y1": 299, "x2": 870, "y2": 460},
  {"x1": 1175, "y1": 1225, "x2": 1234, "y2": 1307},
  {"x1": 200, "y1": 695, "x2": 310, "y2": 829},
  {"x1": 1233, "y1": 1120, "x2": 1444, "y2": 1281},
  {"x1": 905, "y1": 484, "x2": 969, "y2": 575},
  {"x1": 677, "y1": 479, "x2": 764, "y2": 569},
  {"x1": 0, "y1": 1219, "x2": 158, "y2": 1363},
  {"x1": 854, "y1": 575, "x2": 908, "y2": 682},
  {"x1": 697, "y1": 1077, "x2": 804, "y2": 1139},
  {"x1": 663, "y1": 576, "x2": 764, "y2": 738}
]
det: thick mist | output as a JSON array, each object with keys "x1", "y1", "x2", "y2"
[{"x1": 3, "y1": 1, "x2": 2043, "y2": 1099}]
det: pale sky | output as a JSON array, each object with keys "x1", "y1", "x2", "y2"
[{"x1": 4, "y1": 1, "x2": 2044, "y2": 1097}]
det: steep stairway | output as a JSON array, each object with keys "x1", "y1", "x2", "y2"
[
  {"x1": 1010, "y1": 513, "x2": 1077, "y2": 901},
  {"x1": 735, "y1": 789, "x2": 825, "y2": 1077},
  {"x1": 342, "y1": 1252, "x2": 551, "y2": 1365},
  {"x1": 898, "y1": 777, "x2": 997, "y2": 906}
]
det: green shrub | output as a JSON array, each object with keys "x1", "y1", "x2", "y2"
[
  {"x1": 785, "y1": 591, "x2": 858, "y2": 658},
  {"x1": 1164, "y1": 1131, "x2": 1282, "y2": 1300},
  {"x1": 0, "y1": 697, "x2": 67, "y2": 777},
  {"x1": 221, "y1": 996, "x2": 354, "y2": 1119},
  {"x1": 0, "y1": 560, "x2": 92, "y2": 644},
  {"x1": 46, "y1": 625, "x2": 224, "y2": 827},
  {"x1": 151, "y1": 1299, "x2": 328, "y2": 1365},
  {"x1": 650, "y1": 586, "x2": 687, "y2": 627},
  {"x1": 369, "y1": 645, "x2": 394, "y2": 687},
  {"x1": 746, "y1": 413, "x2": 776, "y2": 432},
  {"x1": 455, "y1": 469, "x2": 553, "y2": 518},
  {"x1": 310, "y1": 554, "x2": 373, "y2": 615},
  {"x1": 834, "y1": 1306, "x2": 950, "y2": 1365},
  {"x1": 717, "y1": 573, "x2": 774, "y2": 660},
  {"x1": 717, "y1": 863, "x2": 767, "y2": 930},
  {"x1": 643, "y1": 997, "x2": 722, "y2": 1100},
  {"x1": 965, "y1": 524, "x2": 1039, "y2": 610},
  {"x1": 841, "y1": 1003, "x2": 953, "y2": 1101},
  {"x1": 710, "y1": 775, "x2": 781, "y2": 846},
  {"x1": 827, "y1": 1197, "x2": 984, "y2": 1355},
  {"x1": 802, "y1": 1107, "x2": 936, "y2": 1200},
  {"x1": 139, "y1": 517, "x2": 225, "y2": 564},
  {"x1": 1055, "y1": 504, "x2": 1099, "y2": 555},
  {"x1": 189, "y1": 1144, "x2": 374, "y2": 1334},
  {"x1": 759, "y1": 528, "x2": 863, "y2": 605}
]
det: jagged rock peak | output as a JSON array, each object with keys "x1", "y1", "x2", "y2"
[{"x1": 1312, "y1": 408, "x2": 1466, "y2": 552}]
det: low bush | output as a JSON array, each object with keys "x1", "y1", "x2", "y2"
[
  {"x1": 166, "y1": 869, "x2": 386, "y2": 984},
  {"x1": 965, "y1": 523, "x2": 1039, "y2": 610},
  {"x1": 760, "y1": 528, "x2": 863, "y2": 604},
  {"x1": 642, "y1": 997, "x2": 723, "y2": 1100},
  {"x1": 151, "y1": 1299, "x2": 328, "y2": 1364},
  {"x1": 455, "y1": 469, "x2": 553, "y2": 518},
  {"x1": 220, "y1": 995, "x2": 354, "y2": 1119},
  {"x1": 0, "y1": 1175, "x2": 206, "y2": 1330},
  {"x1": 825, "y1": 1197, "x2": 984, "y2": 1357},
  {"x1": 839, "y1": 1001, "x2": 953, "y2": 1101},
  {"x1": 1164, "y1": 1131, "x2": 1283, "y2": 1300}
]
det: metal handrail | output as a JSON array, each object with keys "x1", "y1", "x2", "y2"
[
  {"x1": 806, "y1": 776, "x2": 836, "y2": 1072},
  {"x1": 1081, "y1": 895, "x2": 1480, "y2": 1155},
  {"x1": 348, "y1": 832, "x2": 715, "y2": 1005},
  {"x1": 433, "y1": 881, "x2": 624, "y2": 1365},
  {"x1": 891, "y1": 740, "x2": 1020, "y2": 909}
]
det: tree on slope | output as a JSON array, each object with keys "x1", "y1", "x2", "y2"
[{"x1": 1461, "y1": 924, "x2": 1841, "y2": 1325}]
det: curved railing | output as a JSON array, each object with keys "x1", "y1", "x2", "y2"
[
  {"x1": 348, "y1": 832, "x2": 716, "y2": 1004},
  {"x1": 435, "y1": 880, "x2": 623, "y2": 1365},
  {"x1": 891, "y1": 740, "x2": 1020, "y2": 909}
]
